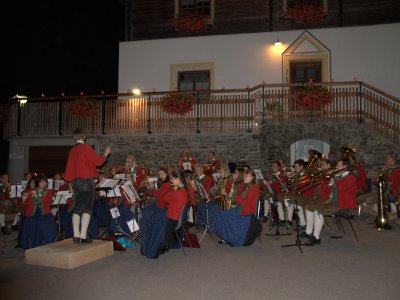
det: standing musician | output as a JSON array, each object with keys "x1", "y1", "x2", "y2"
[
  {"x1": 119, "y1": 155, "x2": 143, "y2": 188},
  {"x1": 19, "y1": 176, "x2": 57, "y2": 249},
  {"x1": 177, "y1": 149, "x2": 198, "y2": 171},
  {"x1": 64, "y1": 128, "x2": 111, "y2": 244},
  {"x1": 205, "y1": 151, "x2": 222, "y2": 174}
]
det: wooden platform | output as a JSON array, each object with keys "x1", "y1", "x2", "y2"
[{"x1": 25, "y1": 239, "x2": 114, "y2": 269}]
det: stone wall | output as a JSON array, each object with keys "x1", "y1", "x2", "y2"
[{"x1": 96, "y1": 121, "x2": 400, "y2": 176}]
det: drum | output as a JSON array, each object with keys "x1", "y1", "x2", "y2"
[
  {"x1": 0, "y1": 199, "x2": 18, "y2": 214},
  {"x1": 203, "y1": 164, "x2": 214, "y2": 177}
]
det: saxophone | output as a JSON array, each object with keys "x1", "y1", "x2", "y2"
[
  {"x1": 213, "y1": 176, "x2": 227, "y2": 208},
  {"x1": 225, "y1": 176, "x2": 242, "y2": 211}
]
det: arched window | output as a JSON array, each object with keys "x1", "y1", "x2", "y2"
[{"x1": 290, "y1": 139, "x2": 330, "y2": 165}]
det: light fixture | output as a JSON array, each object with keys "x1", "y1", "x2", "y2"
[
  {"x1": 274, "y1": 39, "x2": 282, "y2": 47},
  {"x1": 132, "y1": 88, "x2": 141, "y2": 95},
  {"x1": 13, "y1": 94, "x2": 28, "y2": 106}
]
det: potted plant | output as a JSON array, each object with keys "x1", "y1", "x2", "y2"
[
  {"x1": 284, "y1": 1, "x2": 325, "y2": 25},
  {"x1": 160, "y1": 92, "x2": 195, "y2": 115},
  {"x1": 175, "y1": 12, "x2": 207, "y2": 33},
  {"x1": 69, "y1": 97, "x2": 99, "y2": 117}
]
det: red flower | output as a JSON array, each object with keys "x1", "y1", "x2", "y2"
[
  {"x1": 175, "y1": 12, "x2": 207, "y2": 33},
  {"x1": 295, "y1": 84, "x2": 333, "y2": 110},
  {"x1": 69, "y1": 97, "x2": 99, "y2": 117},
  {"x1": 161, "y1": 92, "x2": 194, "y2": 115},
  {"x1": 285, "y1": 1, "x2": 325, "y2": 25}
]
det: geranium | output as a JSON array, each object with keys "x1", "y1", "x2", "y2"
[
  {"x1": 69, "y1": 97, "x2": 99, "y2": 117},
  {"x1": 160, "y1": 92, "x2": 195, "y2": 115},
  {"x1": 175, "y1": 12, "x2": 207, "y2": 33},
  {"x1": 285, "y1": 1, "x2": 325, "y2": 25},
  {"x1": 294, "y1": 84, "x2": 333, "y2": 109}
]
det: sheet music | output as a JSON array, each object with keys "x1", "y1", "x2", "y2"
[
  {"x1": 212, "y1": 173, "x2": 221, "y2": 182},
  {"x1": 120, "y1": 183, "x2": 137, "y2": 203},
  {"x1": 53, "y1": 191, "x2": 72, "y2": 205},
  {"x1": 114, "y1": 174, "x2": 126, "y2": 180},
  {"x1": 53, "y1": 180, "x2": 65, "y2": 191},
  {"x1": 182, "y1": 162, "x2": 192, "y2": 171},
  {"x1": 47, "y1": 178, "x2": 54, "y2": 190},
  {"x1": 127, "y1": 219, "x2": 140, "y2": 233},
  {"x1": 99, "y1": 186, "x2": 121, "y2": 197},
  {"x1": 10, "y1": 185, "x2": 23, "y2": 198},
  {"x1": 96, "y1": 179, "x2": 120, "y2": 189},
  {"x1": 110, "y1": 207, "x2": 121, "y2": 219},
  {"x1": 253, "y1": 169, "x2": 264, "y2": 180}
]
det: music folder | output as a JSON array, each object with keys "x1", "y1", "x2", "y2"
[{"x1": 53, "y1": 191, "x2": 72, "y2": 205}]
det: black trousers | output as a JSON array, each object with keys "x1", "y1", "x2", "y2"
[{"x1": 72, "y1": 178, "x2": 95, "y2": 215}]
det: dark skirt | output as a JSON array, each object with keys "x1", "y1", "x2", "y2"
[
  {"x1": 20, "y1": 213, "x2": 58, "y2": 250},
  {"x1": 213, "y1": 207, "x2": 253, "y2": 247},
  {"x1": 140, "y1": 207, "x2": 168, "y2": 258},
  {"x1": 197, "y1": 201, "x2": 221, "y2": 229}
]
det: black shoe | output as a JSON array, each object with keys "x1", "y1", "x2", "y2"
[
  {"x1": 12, "y1": 225, "x2": 18, "y2": 231},
  {"x1": 276, "y1": 219, "x2": 285, "y2": 226},
  {"x1": 218, "y1": 239, "x2": 228, "y2": 245},
  {"x1": 262, "y1": 216, "x2": 269, "y2": 223},
  {"x1": 1, "y1": 226, "x2": 6, "y2": 234},
  {"x1": 80, "y1": 238, "x2": 93, "y2": 244},
  {"x1": 299, "y1": 231, "x2": 311, "y2": 239},
  {"x1": 305, "y1": 235, "x2": 321, "y2": 246},
  {"x1": 73, "y1": 237, "x2": 81, "y2": 244},
  {"x1": 295, "y1": 225, "x2": 306, "y2": 232}
]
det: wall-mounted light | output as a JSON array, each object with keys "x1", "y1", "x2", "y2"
[
  {"x1": 131, "y1": 88, "x2": 141, "y2": 95},
  {"x1": 274, "y1": 39, "x2": 282, "y2": 47},
  {"x1": 13, "y1": 94, "x2": 28, "y2": 106}
]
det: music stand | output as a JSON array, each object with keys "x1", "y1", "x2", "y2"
[
  {"x1": 53, "y1": 191, "x2": 72, "y2": 240},
  {"x1": 281, "y1": 186, "x2": 304, "y2": 254},
  {"x1": 96, "y1": 179, "x2": 120, "y2": 238},
  {"x1": 197, "y1": 182, "x2": 214, "y2": 243}
]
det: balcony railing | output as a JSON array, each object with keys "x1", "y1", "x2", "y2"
[{"x1": 3, "y1": 82, "x2": 400, "y2": 144}]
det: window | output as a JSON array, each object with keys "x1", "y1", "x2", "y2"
[
  {"x1": 178, "y1": 70, "x2": 210, "y2": 91},
  {"x1": 179, "y1": 0, "x2": 211, "y2": 16}
]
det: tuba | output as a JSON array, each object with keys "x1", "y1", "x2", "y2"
[
  {"x1": 339, "y1": 146, "x2": 357, "y2": 160},
  {"x1": 306, "y1": 149, "x2": 324, "y2": 175},
  {"x1": 373, "y1": 172, "x2": 392, "y2": 230}
]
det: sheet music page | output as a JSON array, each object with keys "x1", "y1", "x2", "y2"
[
  {"x1": 97, "y1": 179, "x2": 120, "y2": 189},
  {"x1": 212, "y1": 173, "x2": 221, "y2": 182},
  {"x1": 114, "y1": 174, "x2": 126, "y2": 180},
  {"x1": 10, "y1": 185, "x2": 23, "y2": 198},
  {"x1": 53, "y1": 191, "x2": 72, "y2": 205},
  {"x1": 110, "y1": 207, "x2": 120, "y2": 219},
  {"x1": 20, "y1": 180, "x2": 28, "y2": 190},
  {"x1": 127, "y1": 219, "x2": 140, "y2": 233},
  {"x1": 182, "y1": 162, "x2": 192, "y2": 171},
  {"x1": 121, "y1": 184, "x2": 136, "y2": 203}
]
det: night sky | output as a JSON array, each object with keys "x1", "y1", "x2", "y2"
[
  {"x1": 2, "y1": 1, "x2": 124, "y2": 101},
  {"x1": 1, "y1": 1, "x2": 124, "y2": 171}
]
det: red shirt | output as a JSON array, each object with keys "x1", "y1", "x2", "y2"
[
  {"x1": 188, "y1": 185, "x2": 196, "y2": 206},
  {"x1": 65, "y1": 143, "x2": 105, "y2": 182},
  {"x1": 354, "y1": 165, "x2": 367, "y2": 191},
  {"x1": 268, "y1": 173, "x2": 287, "y2": 196},
  {"x1": 164, "y1": 188, "x2": 188, "y2": 221},
  {"x1": 20, "y1": 188, "x2": 53, "y2": 216},
  {"x1": 149, "y1": 182, "x2": 173, "y2": 209},
  {"x1": 234, "y1": 183, "x2": 260, "y2": 216},
  {"x1": 317, "y1": 181, "x2": 332, "y2": 201},
  {"x1": 197, "y1": 175, "x2": 213, "y2": 195},
  {"x1": 335, "y1": 174, "x2": 358, "y2": 209},
  {"x1": 387, "y1": 166, "x2": 400, "y2": 198}
]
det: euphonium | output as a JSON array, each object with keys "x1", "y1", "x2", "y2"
[{"x1": 339, "y1": 146, "x2": 357, "y2": 160}]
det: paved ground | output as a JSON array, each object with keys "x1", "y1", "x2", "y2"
[{"x1": 1, "y1": 214, "x2": 399, "y2": 300}]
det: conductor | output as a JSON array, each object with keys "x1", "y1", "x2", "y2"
[{"x1": 65, "y1": 128, "x2": 111, "y2": 243}]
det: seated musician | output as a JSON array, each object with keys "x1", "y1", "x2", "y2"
[
  {"x1": 301, "y1": 159, "x2": 334, "y2": 245},
  {"x1": 214, "y1": 170, "x2": 261, "y2": 246},
  {"x1": 349, "y1": 155, "x2": 368, "y2": 196},
  {"x1": 206, "y1": 151, "x2": 222, "y2": 173},
  {"x1": 184, "y1": 170, "x2": 197, "y2": 224},
  {"x1": 358, "y1": 153, "x2": 400, "y2": 214},
  {"x1": 177, "y1": 149, "x2": 197, "y2": 171},
  {"x1": 109, "y1": 166, "x2": 118, "y2": 179},
  {"x1": 286, "y1": 159, "x2": 315, "y2": 229},
  {"x1": 140, "y1": 171, "x2": 188, "y2": 259},
  {"x1": 147, "y1": 167, "x2": 172, "y2": 208},
  {"x1": 303, "y1": 159, "x2": 357, "y2": 246},
  {"x1": 0, "y1": 173, "x2": 11, "y2": 234},
  {"x1": 210, "y1": 167, "x2": 233, "y2": 210},
  {"x1": 119, "y1": 155, "x2": 143, "y2": 188},
  {"x1": 221, "y1": 167, "x2": 244, "y2": 211},
  {"x1": 262, "y1": 161, "x2": 287, "y2": 224},
  {"x1": 19, "y1": 176, "x2": 57, "y2": 249}
]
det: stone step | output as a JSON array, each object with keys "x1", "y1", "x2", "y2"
[{"x1": 25, "y1": 239, "x2": 114, "y2": 269}]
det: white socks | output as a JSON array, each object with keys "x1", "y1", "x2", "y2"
[
  {"x1": 72, "y1": 213, "x2": 81, "y2": 238},
  {"x1": 313, "y1": 212, "x2": 324, "y2": 240},
  {"x1": 264, "y1": 200, "x2": 270, "y2": 217},
  {"x1": 0, "y1": 214, "x2": 5, "y2": 226},
  {"x1": 278, "y1": 202, "x2": 286, "y2": 220},
  {"x1": 297, "y1": 205, "x2": 306, "y2": 226},
  {"x1": 80, "y1": 213, "x2": 91, "y2": 240},
  {"x1": 305, "y1": 209, "x2": 314, "y2": 235}
]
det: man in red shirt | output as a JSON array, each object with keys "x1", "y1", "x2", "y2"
[{"x1": 65, "y1": 128, "x2": 111, "y2": 243}]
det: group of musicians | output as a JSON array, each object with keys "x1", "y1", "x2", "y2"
[{"x1": 0, "y1": 130, "x2": 399, "y2": 257}]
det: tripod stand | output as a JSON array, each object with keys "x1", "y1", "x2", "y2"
[
  {"x1": 199, "y1": 200, "x2": 214, "y2": 243},
  {"x1": 281, "y1": 189, "x2": 303, "y2": 254},
  {"x1": 265, "y1": 195, "x2": 292, "y2": 240}
]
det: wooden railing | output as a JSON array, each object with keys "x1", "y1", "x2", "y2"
[{"x1": 3, "y1": 82, "x2": 400, "y2": 144}]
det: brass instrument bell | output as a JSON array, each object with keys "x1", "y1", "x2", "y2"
[{"x1": 339, "y1": 146, "x2": 357, "y2": 160}]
